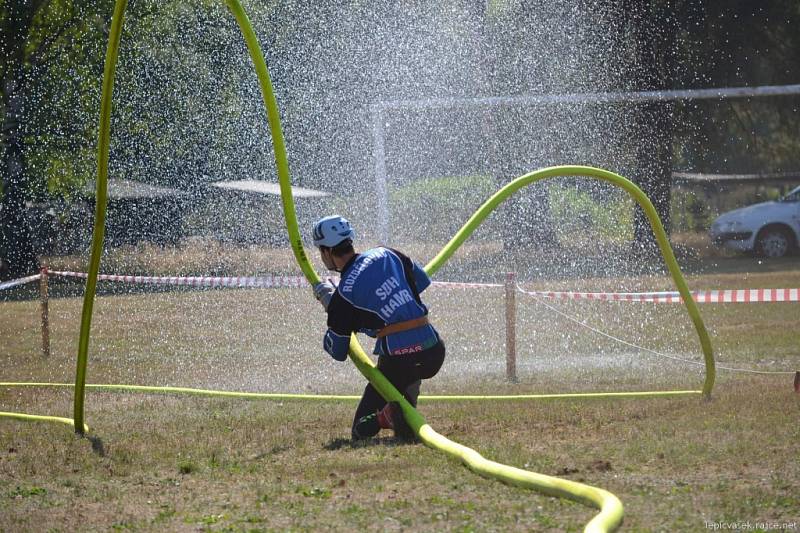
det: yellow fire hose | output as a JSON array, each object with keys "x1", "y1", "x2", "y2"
[{"x1": 0, "y1": 383, "x2": 703, "y2": 402}]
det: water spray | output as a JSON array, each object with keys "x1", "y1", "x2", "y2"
[{"x1": 226, "y1": 2, "x2": 627, "y2": 530}]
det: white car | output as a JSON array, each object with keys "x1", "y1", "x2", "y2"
[{"x1": 709, "y1": 185, "x2": 800, "y2": 258}]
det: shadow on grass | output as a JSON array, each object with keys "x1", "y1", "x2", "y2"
[
  {"x1": 323, "y1": 436, "x2": 419, "y2": 450},
  {"x1": 87, "y1": 435, "x2": 106, "y2": 457}
]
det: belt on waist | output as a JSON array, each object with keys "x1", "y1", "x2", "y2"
[{"x1": 376, "y1": 316, "x2": 430, "y2": 338}]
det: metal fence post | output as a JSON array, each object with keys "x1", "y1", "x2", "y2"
[
  {"x1": 505, "y1": 271, "x2": 516, "y2": 382},
  {"x1": 40, "y1": 266, "x2": 50, "y2": 358}
]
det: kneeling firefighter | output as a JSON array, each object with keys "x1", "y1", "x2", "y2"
[{"x1": 310, "y1": 215, "x2": 446, "y2": 441}]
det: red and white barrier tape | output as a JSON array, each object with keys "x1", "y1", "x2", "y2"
[
  {"x1": 48, "y1": 270, "x2": 501, "y2": 290},
  {"x1": 432, "y1": 280, "x2": 503, "y2": 289},
  {"x1": 0, "y1": 274, "x2": 42, "y2": 291},
  {"x1": 49, "y1": 270, "x2": 310, "y2": 288},
  {"x1": 430, "y1": 279, "x2": 799, "y2": 303},
  {"x1": 7, "y1": 269, "x2": 794, "y2": 376},
  {"x1": 5, "y1": 270, "x2": 795, "y2": 304},
  {"x1": 517, "y1": 285, "x2": 799, "y2": 303}
]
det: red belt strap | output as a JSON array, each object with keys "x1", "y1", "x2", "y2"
[{"x1": 376, "y1": 316, "x2": 430, "y2": 338}]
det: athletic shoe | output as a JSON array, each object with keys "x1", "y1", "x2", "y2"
[{"x1": 352, "y1": 412, "x2": 380, "y2": 440}]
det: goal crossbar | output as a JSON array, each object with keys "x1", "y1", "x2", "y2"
[{"x1": 371, "y1": 83, "x2": 800, "y2": 243}]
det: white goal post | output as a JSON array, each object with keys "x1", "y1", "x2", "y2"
[{"x1": 371, "y1": 83, "x2": 800, "y2": 244}]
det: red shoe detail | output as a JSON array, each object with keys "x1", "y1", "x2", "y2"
[{"x1": 377, "y1": 405, "x2": 393, "y2": 429}]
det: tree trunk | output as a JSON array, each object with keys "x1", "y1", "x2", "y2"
[
  {"x1": 632, "y1": 101, "x2": 674, "y2": 253},
  {"x1": 625, "y1": 0, "x2": 677, "y2": 257}
]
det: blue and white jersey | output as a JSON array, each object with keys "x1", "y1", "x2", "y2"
[{"x1": 323, "y1": 247, "x2": 439, "y2": 360}]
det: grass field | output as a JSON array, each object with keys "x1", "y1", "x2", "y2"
[{"x1": 1, "y1": 256, "x2": 799, "y2": 531}]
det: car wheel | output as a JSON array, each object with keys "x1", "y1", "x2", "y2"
[{"x1": 755, "y1": 226, "x2": 793, "y2": 258}]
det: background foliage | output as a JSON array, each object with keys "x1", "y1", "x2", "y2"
[{"x1": 1, "y1": 0, "x2": 799, "y2": 276}]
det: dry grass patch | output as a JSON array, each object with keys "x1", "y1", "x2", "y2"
[
  {"x1": 2, "y1": 265, "x2": 799, "y2": 531},
  {"x1": 1, "y1": 378, "x2": 798, "y2": 532}
]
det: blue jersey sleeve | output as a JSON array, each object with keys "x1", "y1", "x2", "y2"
[{"x1": 412, "y1": 261, "x2": 431, "y2": 293}]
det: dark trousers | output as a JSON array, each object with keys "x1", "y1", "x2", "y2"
[{"x1": 351, "y1": 339, "x2": 445, "y2": 437}]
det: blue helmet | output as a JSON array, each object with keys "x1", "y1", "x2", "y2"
[{"x1": 312, "y1": 215, "x2": 355, "y2": 247}]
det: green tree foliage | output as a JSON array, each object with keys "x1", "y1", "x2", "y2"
[
  {"x1": 1, "y1": 0, "x2": 115, "y2": 276},
  {"x1": 673, "y1": 2, "x2": 800, "y2": 173},
  {"x1": 2, "y1": 0, "x2": 799, "y2": 277},
  {"x1": 0, "y1": 0, "x2": 255, "y2": 275},
  {"x1": 22, "y1": 1, "x2": 114, "y2": 200}
]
